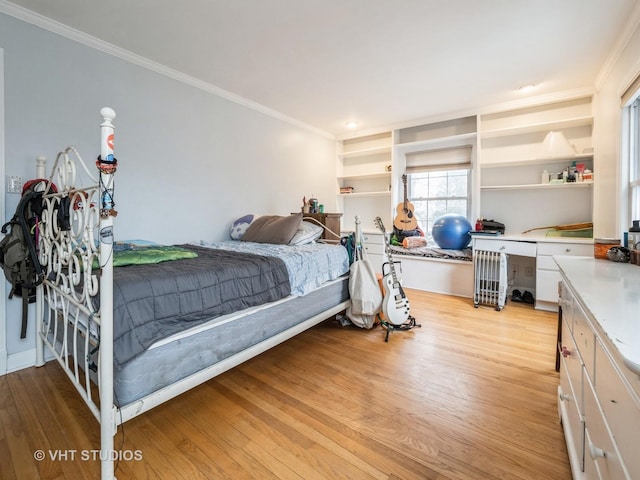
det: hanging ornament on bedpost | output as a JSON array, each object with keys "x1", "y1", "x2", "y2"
[
  {"x1": 97, "y1": 107, "x2": 118, "y2": 219},
  {"x1": 97, "y1": 106, "x2": 117, "y2": 480}
]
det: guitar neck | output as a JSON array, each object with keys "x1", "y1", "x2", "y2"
[
  {"x1": 403, "y1": 182, "x2": 408, "y2": 209},
  {"x1": 382, "y1": 231, "x2": 400, "y2": 285}
]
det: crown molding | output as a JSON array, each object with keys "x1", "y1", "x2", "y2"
[
  {"x1": 0, "y1": 1, "x2": 334, "y2": 139},
  {"x1": 336, "y1": 86, "x2": 595, "y2": 141},
  {"x1": 594, "y1": 0, "x2": 640, "y2": 91}
]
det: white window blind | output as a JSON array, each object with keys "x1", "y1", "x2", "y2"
[{"x1": 405, "y1": 146, "x2": 471, "y2": 173}]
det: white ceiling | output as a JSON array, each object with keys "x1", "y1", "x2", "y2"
[{"x1": 5, "y1": 0, "x2": 640, "y2": 137}]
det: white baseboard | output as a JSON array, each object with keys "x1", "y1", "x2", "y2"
[
  {"x1": 0, "y1": 349, "x2": 7, "y2": 376},
  {"x1": 3, "y1": 347, "x2": 56, "y2": 375},
  {"x1": 6, "y1": 348, "x2": 36, "y2": 374}
]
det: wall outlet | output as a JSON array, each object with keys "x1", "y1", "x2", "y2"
[
  {"x1": 7, "y1": 176, "x2": 23, "y2": 194},
  {"x1": 525, "y1": 266, "x2": 534, "y2": 277}
]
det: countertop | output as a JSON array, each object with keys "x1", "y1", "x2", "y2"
[{"x1": 554, "y1": 256, "x2": 640, "y2": 375}]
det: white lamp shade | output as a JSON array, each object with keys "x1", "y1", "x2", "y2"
[{"x1": 541, "y1": 131, "x2": 576, "y2": 158}]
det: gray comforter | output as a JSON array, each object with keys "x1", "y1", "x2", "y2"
[{"x1": 107, "y1": 245, "x2": 291, "y2": 367}]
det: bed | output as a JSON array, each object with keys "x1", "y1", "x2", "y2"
[{"x1": 33, "y1": 108, "x2": 351, "y2": 479}]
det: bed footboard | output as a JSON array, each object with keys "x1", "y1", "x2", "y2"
[{"x1": 36, "y1": 108, "x2": 118, "y2": 480}]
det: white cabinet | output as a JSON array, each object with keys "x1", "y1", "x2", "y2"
[
  {"x1": 361, "y1": 231, "x2": 385, "y2": 274},
  {"x1": 337, "y1": 132, "x2": 392, "y2": 232},
  {"x1": 535, "y1": 241, "x2": 593, "y2": 312},
  {"x1": 558, "y1": 276, "x2": 640, "y2": 480}
]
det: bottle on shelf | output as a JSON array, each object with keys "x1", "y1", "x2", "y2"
[{"x1": 541, "y1": 169, "x2": 550, "y2": 184}]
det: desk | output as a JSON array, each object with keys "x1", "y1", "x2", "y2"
[{"x1": 471, "y1": 235, "x2": 593, "y2": 311}]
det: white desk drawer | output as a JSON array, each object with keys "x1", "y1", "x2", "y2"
[
  {"x1": 473, "y1": 238, "x2": 537, "y2": 257},
  {"x1": 595, "y1": 339, "x2": 640, "y2": 480},
  {"x1": 537, "y1": 242, "x2": 593, "y2": 257},
  {"x1": 362, "y1": 233, "x2": 384, "y2": 245}
]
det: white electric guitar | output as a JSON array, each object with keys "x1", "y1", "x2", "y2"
[{"x1": 374, "y1": 217, "x2": 411, "y2": 326}]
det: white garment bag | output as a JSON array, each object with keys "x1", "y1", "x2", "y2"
[{"x1": 346, "y1": 216, "x2": 382, "y2": 329}]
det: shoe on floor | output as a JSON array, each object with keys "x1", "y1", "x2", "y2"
[
  {"x1": 522, "y1": 291, "x2": 535, "y2": 304},
  {"x1": 511, "y1": 289, "x2": 523, "y2": 302}
]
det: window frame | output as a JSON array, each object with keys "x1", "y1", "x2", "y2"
[
  {"x1": 406, "y1": 167, "x2": 472, "y2": 238},
  {"x1": 628, "y1": 98, "x2": 640, "y2": 223}
]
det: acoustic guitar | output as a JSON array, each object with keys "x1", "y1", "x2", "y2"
[
  {"x1": 374, "y1": 217, "x2": 411, "y2": 326},
  {"x1": 393, "y1": 174, "x2": 418, "y2": 231}
]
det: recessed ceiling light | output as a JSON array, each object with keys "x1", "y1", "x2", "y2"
[
  {"x1": 345, "y1": 121, "x2": 359, "y2": 129},
  {"x1": 518, "y1": 83, "x2": 537, "y2": 92}
]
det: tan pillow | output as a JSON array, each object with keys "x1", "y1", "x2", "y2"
[{"x1": 241, "y1": 213, "x2": 302, "y2": 244}]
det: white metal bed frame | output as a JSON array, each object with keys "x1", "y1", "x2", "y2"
[{"x1": 33, "y1": 108, "x2": 350, "y2": 479}]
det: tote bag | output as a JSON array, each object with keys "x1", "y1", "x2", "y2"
[{"x1": 346, "y1": 237, "x2": 382, "y2": 329}]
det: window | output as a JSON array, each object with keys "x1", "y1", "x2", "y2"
[
  {"x1": 403, "y1": 145, "x2": 472, "y2": 238},
  {"x1": 408, "y1": 168, "x2": 470, "y2": 239}
]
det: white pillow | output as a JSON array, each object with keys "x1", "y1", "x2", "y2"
[{"x1": 288, "y1": 220, "x2": 324, "y2": 246}]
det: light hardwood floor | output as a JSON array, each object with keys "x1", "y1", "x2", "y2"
[{"x1": 0, "y1": 290, "x2": 571, "y2": 479}]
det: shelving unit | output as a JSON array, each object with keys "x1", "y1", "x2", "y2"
[
  {"x1": 331, "y1": 94, "x2": 597, "y2": 304},
  {"x1": 337, "y1": 131, "x2": 393, "y2": 231},
  {"x1": 479, "y1": 96, "x2": 594, "y2": 235}
]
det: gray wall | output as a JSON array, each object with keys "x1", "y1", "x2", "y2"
[{"x1": 0, "y1": 13, "x2": 337, "y2": 362}]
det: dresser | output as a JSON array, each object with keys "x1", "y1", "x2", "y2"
[{"x1": 556, "y1": 257, "x2": 640, "y2": 480}]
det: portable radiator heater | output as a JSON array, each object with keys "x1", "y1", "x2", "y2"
[{"x1": 473, "y1": 250, "x2": 508, "y2": 311}]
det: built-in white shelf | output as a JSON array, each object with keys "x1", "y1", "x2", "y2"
[
  {"x1": 481, "y1": 181, "x2": 593, "y2": 191},
  {"x1": 394, "y1": 132, "x2": 476, "y2": 155},
  {"x1": 481, "y1": 152, "x2": 594, "y2": 168},
  {"x1": 481, "y1": 116, "x2": 593, "y2": 139},
  {"x1": 338, "y1": 145, "x2": 392, "y2": 159},
  {"x1": 337, "y1": 172, "x2": 391, "y2": 181},
  {"x1": 337, "y1": 191, "x2": 391, "y2": 197}
]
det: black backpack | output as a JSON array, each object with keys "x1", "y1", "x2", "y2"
[{"x1": 0, "y1": 180, "x2": 50, "y2": 338}]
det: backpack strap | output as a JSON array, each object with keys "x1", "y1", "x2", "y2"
[{"x1": 20, "y1": 287, "x2": 28, "y2": 339}]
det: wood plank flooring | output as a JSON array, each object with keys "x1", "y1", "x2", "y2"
[{"x1": 0, "y1": 290, "x2": 571, "y2": 479}]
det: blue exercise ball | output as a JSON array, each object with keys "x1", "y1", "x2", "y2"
[{"x1": 432, "y1": 214, "x2": 472, "y2": 249}]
